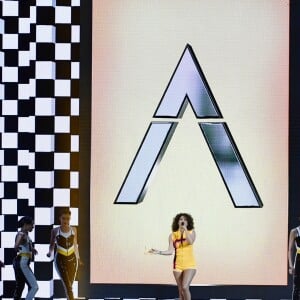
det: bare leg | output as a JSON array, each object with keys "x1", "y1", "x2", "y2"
[
  {"x1": 173, "y1": 270, "x2": 184, "y2": 300},
  {"x1": 181, "y1": 269, "x2": 196, "y2": 300}
]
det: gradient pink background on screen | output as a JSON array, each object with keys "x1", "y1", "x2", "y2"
[{"x1": 91, "y1": 0, "x2": 289, "y2": 285}]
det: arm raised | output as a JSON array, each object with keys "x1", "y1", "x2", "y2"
[{"x1": 184, "y1": 229, "x2": 196, "y2": 245}]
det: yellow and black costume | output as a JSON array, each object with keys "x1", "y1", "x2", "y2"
[
  {"x1": 54, "y1": 227, "x2": 78, "y2": 300},
  {"x1": 172, "y1": 230, "x2": 196, "y2": 272}
]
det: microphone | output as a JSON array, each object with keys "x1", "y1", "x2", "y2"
[{"x1": 180, "y1": 222, "x2": 185, "y2": 244}]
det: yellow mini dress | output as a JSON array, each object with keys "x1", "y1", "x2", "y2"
[{"x1": 172, "y1": 230, "x2": 196, "y2": 272}]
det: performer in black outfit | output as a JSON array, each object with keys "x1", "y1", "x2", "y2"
[
  {"x1": 47, "y1": 208, "x2": 82, "y2": 300},
  {"x1": 289, "y1": 225, "x2": 300, "y2": 300}
]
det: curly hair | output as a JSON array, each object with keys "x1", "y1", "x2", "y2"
[{"x1": 172, "y1": 213, "x2": 194, "y2": 231}]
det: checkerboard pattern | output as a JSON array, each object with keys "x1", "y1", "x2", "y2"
[{"x1": 1, "y1": 0, "x2": 80, "y2": 298}]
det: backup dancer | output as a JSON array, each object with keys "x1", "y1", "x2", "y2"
[
  {"x1": 47, "y1": 208, "x2": 82, "y2": 300},
  {"x1": 13, "y1": 216, "x2": 39, "y2": 300},
  {"x1": 289, "y1": 224, "x2": 300, "y2": 300}
]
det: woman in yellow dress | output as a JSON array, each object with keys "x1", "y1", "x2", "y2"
[{"x1": 150, "y1": 213, "x2": 196, "y2": 300}]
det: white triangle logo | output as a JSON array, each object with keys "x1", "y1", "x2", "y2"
[{"x1": 115, "y1": 45, "x2": 262, "y2": 207}]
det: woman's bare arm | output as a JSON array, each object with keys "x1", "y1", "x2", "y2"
[
  {"x1": 46, "y1": 228, "x2": 56, "y2": 257},
  {"x1": 150, "y1": 234, "x2": 174, "y2": 255},
  {"x1": 73, "y1": 227, "x2": 80, "y2": 260},
  {"x1": 184, "y1": 229, "x2": 196, "y2": 245},
  {"x1": 288, "y1": 228, "x2": 296, "y2": 273}
]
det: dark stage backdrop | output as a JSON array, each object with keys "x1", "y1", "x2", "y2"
[{"x1": 1, "y1": 0, "x2": 300, "y2": 299}]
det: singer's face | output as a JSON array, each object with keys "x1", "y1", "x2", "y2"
[{"x1": 178, "y1": 215, "x2": 187, "y2": 227}]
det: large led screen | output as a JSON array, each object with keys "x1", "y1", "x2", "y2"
[{"x1": 90, "y1": 0, "x2": 288, "y2": 285}]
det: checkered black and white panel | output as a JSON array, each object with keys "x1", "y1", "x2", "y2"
[{"x1": 1, "y1": 0, "x2": 80, "y2": 298}]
